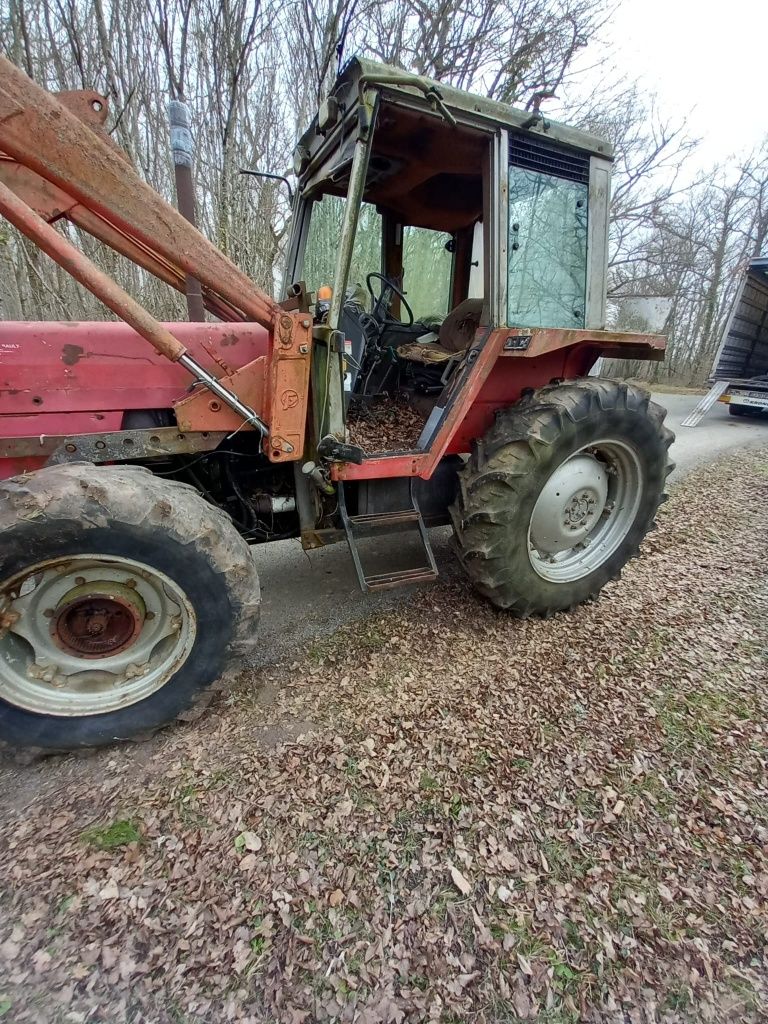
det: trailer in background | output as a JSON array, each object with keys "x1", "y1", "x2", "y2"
[{"x1": 682, "y1": 256, "x2": 768, "y2": 426}]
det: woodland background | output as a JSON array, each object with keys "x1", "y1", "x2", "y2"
[{"x1": 1, "y1": 0, "x2": 766, "y2": 383}]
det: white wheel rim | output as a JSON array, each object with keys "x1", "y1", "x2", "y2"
[
  {"x1": 527, "y1": 439, "x2": 644, "y2": 583},
  {"x1": 0, "y1": 555, "x2": 196, "y2": 716}
]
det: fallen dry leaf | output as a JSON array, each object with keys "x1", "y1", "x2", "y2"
[
  {"x1": 449, "y1": 865, "x2": 473, "y2": 897},
  {"x1": 241, "y1": 830, "x2": 262, "y2": 852},
  {"x1": 97, "y1": 880, "x2": 119, "y2": 900},
  {"x1": 496, "y1": 884, "x2": 512, "y2": 904}
]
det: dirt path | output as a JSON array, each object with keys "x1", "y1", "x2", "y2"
[{"x1": 1, "y1": 448, "x2": 767, "y2": 1023}]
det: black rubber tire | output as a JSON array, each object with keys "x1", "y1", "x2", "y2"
[
  {"x1": 0, "y1": 464, "x2": 260, "y2": 751},
  {"x1": 450, "y1": 378, "x2": 674, "y2": 615}
]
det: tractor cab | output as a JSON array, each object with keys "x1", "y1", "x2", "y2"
[{"x1": 284, "y1": 58, "x2": 614, "y2": 456}]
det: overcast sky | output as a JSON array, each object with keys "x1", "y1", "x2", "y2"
[{"x1": 580, "y1": 0, "x2": 766, "y2": 171}]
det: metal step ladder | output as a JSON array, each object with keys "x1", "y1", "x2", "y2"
[{"x1": 338, "y1": 480, "x2": 439, "y2": 592}]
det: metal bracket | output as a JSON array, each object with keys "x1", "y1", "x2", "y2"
[{"x1": 1, "y1": 426, "x2": 227, "y2": 466}]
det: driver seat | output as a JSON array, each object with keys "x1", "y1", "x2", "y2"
[{"x1": 397, "y1": 299, "x2": 484, "y2": 365}]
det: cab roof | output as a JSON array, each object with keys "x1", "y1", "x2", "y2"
[{"x1": 297, "y1": 57, "x2": 614, "y2": 164}]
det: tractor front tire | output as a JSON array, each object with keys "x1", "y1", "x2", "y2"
[
  {"x1": 0, "y1": 464, "x2": 260, "y2": 752},
  {"x1": 451, "y1": 379, "x2": 674, "y2": 615}
]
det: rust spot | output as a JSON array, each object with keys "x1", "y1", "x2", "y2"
[
  {"x1": 62, "y1": 343, "x2": 84, "y2": 365},
  {"x1": 220, "y1": 332, "x2": 239, "y2": 347}
]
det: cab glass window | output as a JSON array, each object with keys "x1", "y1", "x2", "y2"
[
  {"x1": 507, "y1": 167, "x2": 588, "y2": 329},
  {"x1": 402, "y1": 226, "x2": 453, "y2": 321}
]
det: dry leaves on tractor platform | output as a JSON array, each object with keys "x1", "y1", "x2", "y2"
[{"x1": 346, "y1": 395, "x2": 427, "y2": 453}]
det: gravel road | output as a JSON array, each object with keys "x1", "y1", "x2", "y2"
[
  {"x1": 657, "y1": 391, "x2": 766, "y2": 475},
  {"x1": 250, "y1": 391, "x2": 766, "y2": 662}
]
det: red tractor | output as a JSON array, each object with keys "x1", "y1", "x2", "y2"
[{"x1": 0, "y1": 57, "x2": 673, "y2": 751}]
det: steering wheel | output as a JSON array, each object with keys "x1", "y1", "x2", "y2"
[{"x1": 366, "y1": 272, "x2": 414, "y2": 326}]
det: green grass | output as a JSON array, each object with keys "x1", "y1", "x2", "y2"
[
  {"x1": 465, "y1": 748, "x2": 492, "y2": 775},
  {"x1": 307, "y1": 622, "x2": 388, "y2": 664},
  {"x1": 653, "y1": 681, "x2": 752, "y2": 760},
  {"x1": 172, "y1": 782, "x2": 210, "y2": 828},
  {"x1": 723, "y1": 976, "x2": 762, "y2": 1014},
  {"x1": 662, "y1": 984, "x2": 692, "y2": 1012},
  {"x1": 81, "y1": 818, "x2": 141, "y2": 850}
]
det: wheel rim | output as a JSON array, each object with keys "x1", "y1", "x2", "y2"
[
  {"x1": 527, "y1": 439, "x2": 644, "y2": 583},
  {"x1": 0, "y1": 555, "x2": 196, "y2": 716}
]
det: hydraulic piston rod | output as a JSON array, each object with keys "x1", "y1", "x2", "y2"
[
  {"x1": 177, "y1": 353, "x2": 269, "y2": 436},
  {"x1": 0, "y1": 179, "x2": 269, "y2": 436}
]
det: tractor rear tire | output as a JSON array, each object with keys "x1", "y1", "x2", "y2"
[
  {"x1": 451, "y1": 379, "x2": 674, "y2": 615},
  {"x1": 0, "y1": 464, "x2": 260, "y2": 752}
]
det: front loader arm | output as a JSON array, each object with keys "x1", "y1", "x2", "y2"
[
  {"x1": 0, "y1": 57, "x2": 312, "y2": 459},
  {"x1": 0, "y1": 56, "x2": 278, "y2": 327}
]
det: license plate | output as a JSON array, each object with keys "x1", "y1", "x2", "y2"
[{"x1": 731, "y1": 393, "x2": 768, "y2": 408}]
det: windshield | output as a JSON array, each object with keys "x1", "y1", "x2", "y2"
[{"x1": 302, "y1": 194, "x2": 381, "y2": 303}]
